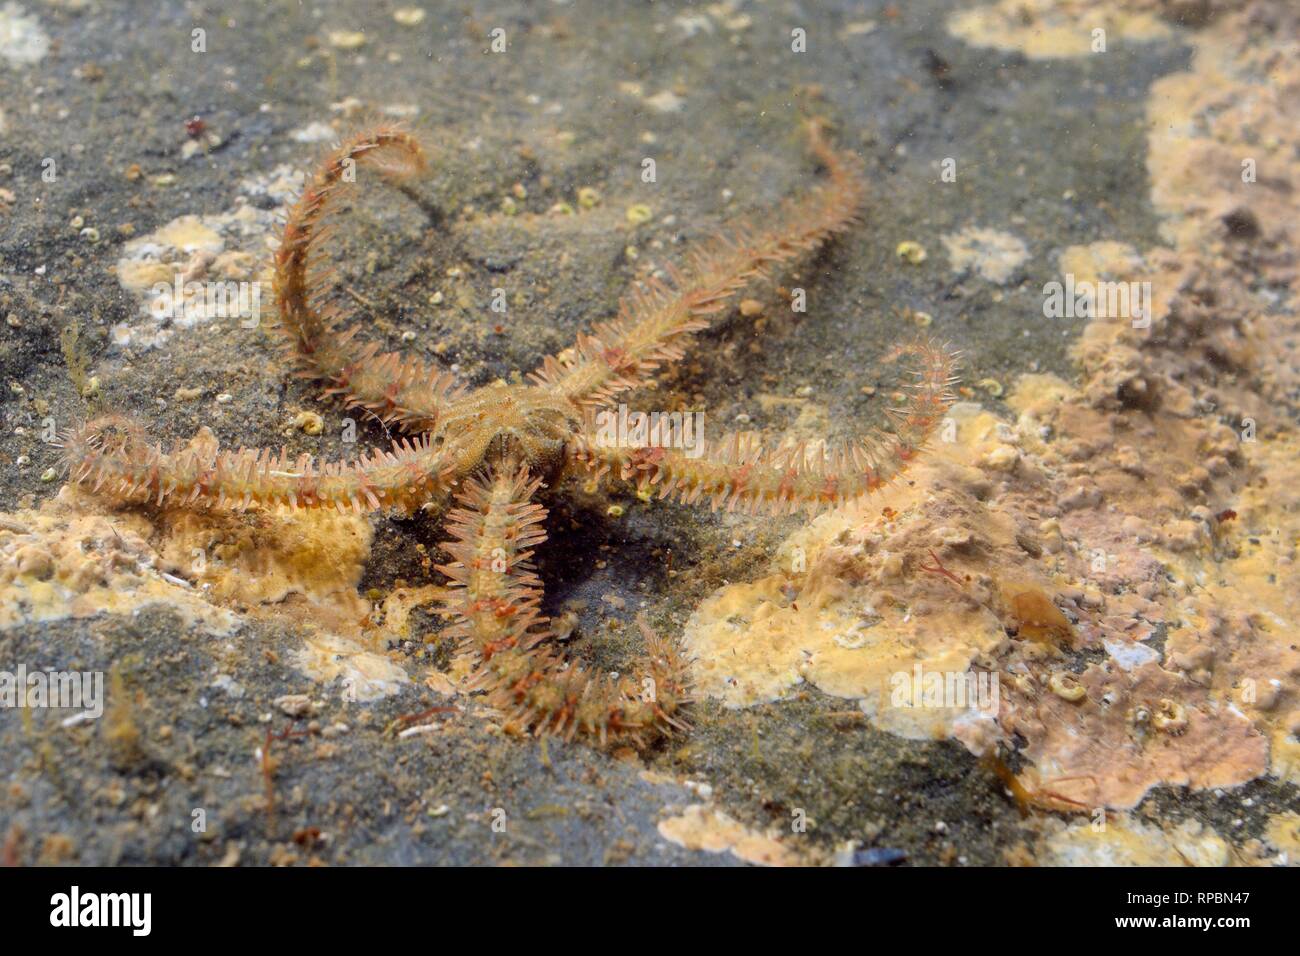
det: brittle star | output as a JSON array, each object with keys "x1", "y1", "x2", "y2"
[{"x1": 61, "y1": 119, "x2": 957, "y2": 748}]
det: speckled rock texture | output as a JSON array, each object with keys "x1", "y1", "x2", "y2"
[{"x1": 0, "y1": 0, "x2": 1297, "y2": 866}]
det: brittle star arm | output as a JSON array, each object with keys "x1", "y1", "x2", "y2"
[
  {"x1": 528, "y1": 120, "x2": 867, "y2": 410},
  {"x1": 567, "y1": 341, "x2": 958, "y2": 515},
  {"x1": 273, "y1": 125, "x2": 464, "y2": 432},
  {"x1": 61, "y1": 416, "x2": 454, "y2": 513},
  {"x1": 439, "y1": 455, "x2": 690, "y2": 746}
]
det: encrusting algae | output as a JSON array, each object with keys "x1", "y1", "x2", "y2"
[{"x1": 676, "y1": 0, "x2": 1300, "y2": 839}]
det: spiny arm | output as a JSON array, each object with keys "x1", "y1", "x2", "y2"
[
  {"x1": 61, "y1": 416, "x2": 453, "y2": 513},
  {"x1": 568, "y1": 341, "x2": 958, "y2": 515},
  {"x1": 528, "y1": 120, "x2": 866, "y2": 409},
  {"x1": 437, "y1": 458, "x2": 552, "y2": 660},
  {"x1": 274, "y1": 125, "x2": 463, "y2": 432},
  {"x1": 439, "y1": 457, "x2": 690, "y2": 747}
]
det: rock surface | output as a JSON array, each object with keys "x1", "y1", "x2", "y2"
[{"x1": 0, "y1": 0, "x2": 1297, "y2": 866}]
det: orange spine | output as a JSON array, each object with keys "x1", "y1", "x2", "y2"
[
  {"x1": 273, "y1": 125, "x2": 463, "y2": 432},
  {"x1": 61, "y1": 416, "x2": 451, "y2": 513},
  {"x1": 439, "y1": 457, "x2": 690, "y2": 747},
  {"x1": 530, "y1": 120, "x2": 867, "y2": 408},
  {"x1": 569, "y1": 340, "x2": 958, "y2": 515}
]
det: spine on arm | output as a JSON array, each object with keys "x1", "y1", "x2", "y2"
[{"x1": 273, "y1": 125, "x2": 463, "y2": 433}]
